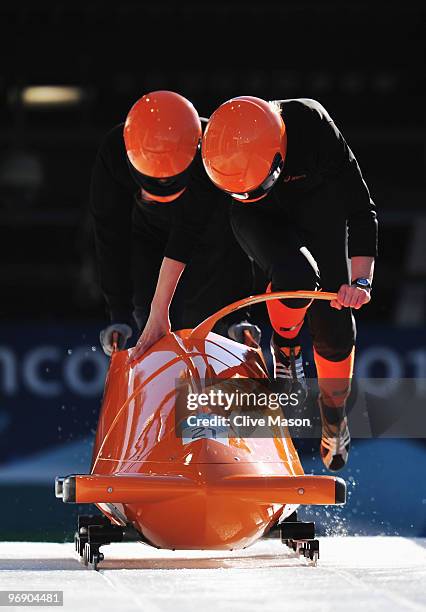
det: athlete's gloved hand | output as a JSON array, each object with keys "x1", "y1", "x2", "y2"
[
  {"x1": 227, "y1": 320, "x2": 262, "y2": 348},
  {"x1": 99, "y1": 323, "x2": 133, "y2": 356}
]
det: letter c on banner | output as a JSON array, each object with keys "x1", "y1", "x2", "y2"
[
  {"x1": 64, "y1": 348, "x2": 108, "y2": 397},
  {"x1": 23, "y1": 346, "x2": 62, "y2": 397},
  {"x1": 0, "y1": 348, "x2": 17, "y2": 395}
]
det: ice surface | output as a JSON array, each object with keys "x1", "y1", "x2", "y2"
[{"x1": 0, "y1": 539, "x2": 425, "y2": 612}]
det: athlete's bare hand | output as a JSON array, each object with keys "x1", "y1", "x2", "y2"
[
  {"x1": 330, "y1": 284, "x2": 371, "y2": 310},
  {"x1": 128, "y1": 308, "x2": 171, "y2": 364}
]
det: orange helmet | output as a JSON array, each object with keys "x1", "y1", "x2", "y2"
[
  {"x1": 124, "y1": 91, "x2": 202, "y2": 202},
  {"x1": 202, "y1": 96, "x2": 287, "y2": 202}
]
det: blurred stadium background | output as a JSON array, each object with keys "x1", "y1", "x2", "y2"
[{"x1": 0, "y1": 0, "x2": 424, "y2": 540}]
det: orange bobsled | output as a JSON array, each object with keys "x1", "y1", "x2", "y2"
[{"x1": 56, "y1": 291, "x2": 346, "y2": 568}]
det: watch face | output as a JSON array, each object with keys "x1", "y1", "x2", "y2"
[{"x1": 356, "y1": 278, "x2": 370, "y2": 287}]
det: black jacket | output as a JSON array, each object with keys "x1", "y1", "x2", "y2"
[{"x1": 234, "y1": 98, "x2": 378, "y2": 258}]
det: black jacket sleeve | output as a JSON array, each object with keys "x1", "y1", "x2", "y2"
[
  {"x1": 341, "y1": 162, "x2": 378, "y2": 258},
  {"x1": 307, "y1": 99, "x2": 378, "y2": 258},
  {"x1": 90, "y1": 127, "x2": 134, "y2": 324}
]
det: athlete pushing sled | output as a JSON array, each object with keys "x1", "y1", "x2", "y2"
[
  {"x1": 202, "y1": 96, "x2": 378, "y2": 471},
  {"x1": 90, "y1": 91, "x2": 260, "y2": 358}
]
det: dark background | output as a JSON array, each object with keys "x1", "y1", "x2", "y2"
[
  {"x1": 0, "y1": 0, "x2": 424, "y2": 324},
  {"x1": 0, "y1": 0, "x2": 425, "y2": 540}
]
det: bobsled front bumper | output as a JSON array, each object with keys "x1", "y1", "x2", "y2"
[{"x1": 55, "y1": 473, "x2": 346, "y2": 506}]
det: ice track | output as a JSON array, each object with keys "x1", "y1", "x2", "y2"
[{"x1": 0, "y1": 538, "x2": 425, "y2": 612}]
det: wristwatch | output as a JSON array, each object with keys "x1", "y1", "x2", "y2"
[{"x1": 351, "y1": 277, "x2": 372, "y2": 291}]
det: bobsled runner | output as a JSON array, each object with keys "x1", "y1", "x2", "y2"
[{"x1": 56, "y1": 291, "x2": 346, "y2": 569}]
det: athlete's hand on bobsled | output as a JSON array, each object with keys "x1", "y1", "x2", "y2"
[
  {"x1": 330, "y1": 284, "x2": 371, "y2": 310},
  {"x1": 128, "y1": 308, "x2": 171, "y2": 364},
  {"x1": 100, "y1": 323, "x2": 133, "y2": 356}
]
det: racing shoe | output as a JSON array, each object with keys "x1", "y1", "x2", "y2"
[
  {"x1": 319, "y1": 401, "x2": 351, "y2": 472},
  {"x1": 269, "y1": 338, "x2": 308, "y2": 406}
]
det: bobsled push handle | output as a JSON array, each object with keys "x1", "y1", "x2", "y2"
[
  {"x1": 112, "y1": 331, "x2": 119, "y2": 353},
  {"x1": 189, "y1": 290, "x2": 337, "y2": 340}
]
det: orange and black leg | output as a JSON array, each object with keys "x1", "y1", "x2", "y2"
[
  {"x1": 266, "y1": 247, "x2": 320, "y2": 402},
  {"x1": 229, "y1": 206, "x2": 320, "y2": 391},
  {"x1": 307, "y1": 301, "x2": 356, "y2": 471}
]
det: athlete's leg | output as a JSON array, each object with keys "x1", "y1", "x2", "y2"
[
  {"x1": 230, "y1": 204, "x2": 319, "y2": 341},
  {"x1": 306, "y1": 255, "x2": 356, "y2": 471},
  {"x1": 266, "y1": 245, "x2": 320, "y2": 347},
  {"x1": 230, "y1": 204, "x2": 320, "y2": 394},
  {"x1": 309, "y1": 300, "x2": 355, "y2": 403}
]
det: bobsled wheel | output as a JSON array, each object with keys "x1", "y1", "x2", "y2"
[
  {"x1": 91, "y1": 552, "x2": 104, "y2": 572},
  {"x1": 83, "y1": 542, "x2": 104, "y2": 571},
  {"x1": 82, "y1": 524, "x2": 123, "y2": 570},
  {"x1": 74, "y1": 530, "x2": 87, "y2": 559},
  {"x1": 307, "y1": 550, "x2": 319, "y2": 567},
  {"x1": 302, "y1": 540, "x2": 319, "y2": 566},
  {"x1": 75, "y1": 528, "x2": 89, "y2": 558},
  {"x1": 82, "y1": 543, "x2": 89, "y2": 567}
]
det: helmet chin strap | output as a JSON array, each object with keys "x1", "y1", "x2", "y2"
[
  {"x1": 127, "y1": 155, "x2": 193, "y2": 198},
  {"x1": 141, "y1": 187, "x2": 155, "y2": 202},
  {"x1": 236, "y1": 193, "x2": 269, "y2": 204},
  {"x1": 230, "y1": 153, "x2": 284, "y2": 202},
  {"x1": 140, "y1": 186, "x2": 186, "y2": 204},
  {"x1": 140, "y1": 187, "x2": 157, "y2": 202}
]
